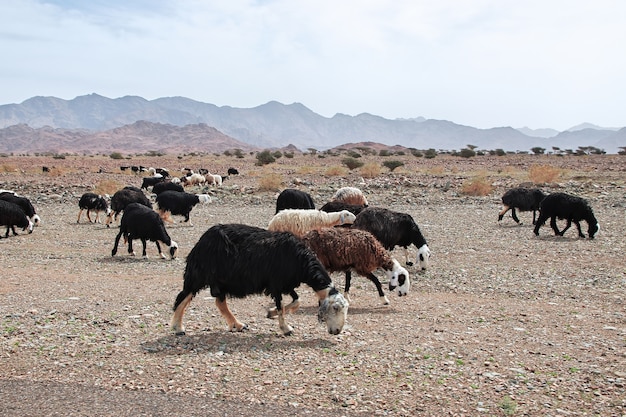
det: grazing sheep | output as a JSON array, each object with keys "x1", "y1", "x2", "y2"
[
  {"x1": 105, "y1": 187, "x2": 152, "y2": 227},
  {"x1": 77, "y1": 192, "x2": 111, "y2": 223},
  {"x1": 152, "y1": 181, "x2": 184, "y2": 195},
  {"x1": 171, "y1": 223, "x2": 348, "y2": 336},
  {"x1": 0, "y1": 200, "x2": 34, "y2": 238},
  {"x1": 141, "y1": 176, "x2": 165, "y2": 190},
  {"x1": 155, "y1": 190, "x2": 211, "y2": 225},
  {"x1": 0, "y1": 191, "x2": 41, "y2": 226},
  {"x1": 111, "y1": 203, "x2": 178, "y2": 259},
  {"x1": 331, "y1": 187, "x2": 369, "y2": 206},
  {"x1": 267, "y1": 209, "x2": 356, "y2": 237},
  {"x1": 498, "y1": 187, "x2": 547, "y2": 225},
  {"x1": 209, "y1": 174, "x2": 223, "y2": 187},
  {"x1": 352, "y1": 207, "x2": 431, "y2": 270},
  {"x1": 275, "y1": 189, "x2": 316, "y2": 213},
  {"x1": 181, "y1": 173, "x2": 206, "y2": 187},
  {"x1": 302, "y1": 228, "x2": 410, "y2": 305},
  {"x1": 319, "y1": 201, "x2": 367, "y2": 216},
  {"x1": 533, "y1": 192, "x2": 600, "y2": 239},
  {"x1": 227, "y1": 167, "x2": 239, "y2": 175}
]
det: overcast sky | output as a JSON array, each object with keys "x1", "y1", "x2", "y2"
[{"x1": 2, "y1": 1, "x2": 625, "y2": 130}]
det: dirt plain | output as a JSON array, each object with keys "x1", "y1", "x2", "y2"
[{"x1": 0, "y1": 152, "x2": 624, "y2": 416}]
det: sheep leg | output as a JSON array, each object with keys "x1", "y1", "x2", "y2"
[
  {"x1": 127, "y1": 238, "x2": 136, "y2": 256},
  {"x1": 532, "y1": 210, "x2": 538, "y2": 225},
  {"x1": 559, "y1": 219, "x2": 572, "y2": 236},
  {"x1": 344, "y1": 271, "x2": 353, "y2": 302},
  {"x1": 215, "y1": 297, "x2": 247, "y2": 332},
  {"x1": 141, "y1": 238, "x2": 148, "y2": 257},
  {"x1": 171, "y1": 292, "x2": 193, "y2": 335},
  {"x1": 498, "y1": 205, "x2": 510, "y2": 221},
  {"x1": 573, "y1": 220, "x2": 585, "y2": 238},
  {"x1": 549, "y1": 216, "x2": 562, "y2": 236},
  {"x1": 365, "y1": 272, "x2": 390, "y2": 305},
  {"x1": 111, "y1": 230, "x2": 124, "y2": 256},
  {"x1": 267, "y1": 290, "x2": 299, "y2": 318},
  {"x1": 77, "y1": 209, "x2": 83, "y2": 223},
  {"x1": 274, "y1": 295, "x2": 293, "y2": 336},
  {"x1": 404, "y1": 247, "x2": 413, "y2": 266},
  {"x1": 154, "y1": 241, "x2": 165, "y2": 259},
  {"x1": 533, "y1": 213, "x2": 549, "y2": 236},
  {"x1": 510, "y1": 208, "x2": 521, "y2": 224},
  {"x1": 86, "y1": 210, "x2": 93, "y2": 223}
]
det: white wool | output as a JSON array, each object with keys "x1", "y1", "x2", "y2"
[
  {"x1": 197, "y1": 194, "x2": 212, "y2": 204},
  {"x1": 268, "y1": 209, "x2": 356, "y2": 237},
  {"x1": 331, "y1": 187, "x2": 368, "y2": 206}
]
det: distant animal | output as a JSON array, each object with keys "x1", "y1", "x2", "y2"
[
  {"x1": 267, "y1": 209, "x2": 356, "y2": 237},
  {"x1": 0, "y1": 191, "x2": 41, "y2": 226},
  {"x1": 105, "y1": 187, "x2": 152, "y2": 227},
  {"x1": 42, "y1": 166, "x2": 50, "y2": 173},
  {"x1": 0, "y1": 199, "x2": 34, "y2": 238},
  {"x1": 302, "y1": 228, "x2": 410, "y2": 305},
  {"x1": 181, "y1": 173, "x2": 206, "y2": 187},
  {"x1": 111, "y1": 203, "x2": 178, "y2": 259},
  {"x1": 152, "y1": 181, "x2": 184, "y2": 195},
  {"x1": 171, "y1": 223, "x2": 349, "y2": 336},
  {"x1": 141, "y1": 176, "x2": 165, "y2": 190},
  {"x1": 533, "y1": 192, "x2": 600, "y2": 239},
  {"x1": 498, "y1": 187, "x2": 547, "y2": 225},
  {"x1": 352, "y1": 207, "x2": 431, "y2": 269},
  {"x1": 275, "y1": 189, "x2": 315, "y2": 213},
  {"x1": 331, "y1": 187, "x2": 368, "y2": 206},
  {"x1": 155, "y1": 190, "x2": 211, "y2": 225},
  {"x1": 77, "y1": 192, "x2": 111, "y2": 223},
  {"x1": 227, "y1": 167, "x2": 239, "y2": 176}
]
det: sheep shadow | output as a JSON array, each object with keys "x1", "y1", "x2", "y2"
[{"x1": 141, "y1": 331, "x2": 337, "y2": 356}]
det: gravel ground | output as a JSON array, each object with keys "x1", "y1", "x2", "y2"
[{"x1": 0, "y1": 154, "x2": 625, "y2": 416}]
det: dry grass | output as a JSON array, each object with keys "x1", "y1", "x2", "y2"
[
  {"x1": 257, "y1": 172, "x2": 283, "y2": 191},
  {"x1": 93, "y1": 179, "x2": 123, "y2": 196},
  {"x1": 324, "y1": 165, "x2": 349, "y2": 177},
  {"x1": 360, "y1": 162, "x2": 382, "y2": 178},
  {"x1": 460, "y1": 176, "x2": 494, "y2": 196},
  {"x1": 528, "y1": 164, "x2": 562, "y2": 184}
]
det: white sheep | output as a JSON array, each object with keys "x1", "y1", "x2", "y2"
[
  {"x1": 267, "y1": 209, "x2": 356, "y2": 237},
  {"x1": 182, "y1": 173, "x2": 206, "y2": 187},
  {"x1": 331, "y1": 186, "x2": 368, "y2": 206}
]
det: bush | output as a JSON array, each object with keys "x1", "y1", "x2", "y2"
[
  {"x1": 258, "y1": 173, "x2": 282, "y2": 191},
  {"x1": 109, "y1": 152, "x2": 124, "y2": 160},
  {"x1": 360, "y1": 163, "x2": 382, "y2": 178},
  {"x1": 528, "y1": 165, "x2": 562, "y2": 184},
  {"x1": 346, "y1": 150, "x2": 362, "y2": 158},
  {"x1": 459, "y1": 148, "x2": 476, "y2": 158},
  {"x1": 255, "y1": 150, "x2": 276, "y2": 166},
  {"x1": 378, "y1": 149, "x2": 392, "y2": 157},
  {"x1": 342, "y1": 157, "x2": 364, "y2": 170},
  {"x1": 325, "y1": 166, "x2": 348, "y2": 176},
  {"x1": 383, "y1": 160, "x2": 404, "y2": 172},
  {"x1": 93, "y1": 179, "x2": 122, "y2": 196},
  {"x1": 461, "y1": 177, "x2": 493, "y2": 196},
  {"x1": 424, "y1": 149, "x2": 437, "y2": 159}
]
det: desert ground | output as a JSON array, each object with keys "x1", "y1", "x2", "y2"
[{"x1": 0, "y1": 151, "x2": 624, "y2": 416}]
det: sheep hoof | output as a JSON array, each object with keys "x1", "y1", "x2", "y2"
[
  {"x1": 406, "y1": 261, "x2": 414, "y2": 266},
  {"x1": 175, "y1": 331, "x2": 186, "y2": 336}
]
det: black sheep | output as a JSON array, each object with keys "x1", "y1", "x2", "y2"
[
  {"x1": 533, "y1": 192, "x2": 600, "y2": 239},
  {"x1": 227, "y1": 167, "x2": 239, "y2": 175},
  {"x1": 77, "y1": 192, "x2": 110, "y2": 223},
  {"x1": 171, "y1": 223, "x2": 349, "y2": 336},
  {"x1": 275, "y1": 189, "x2": 315, "y2": 213},
  {"x1": 105, "y1": 187, "x2": 152, "y2": 227},
  {"x1": 0, "y1": 191, "x2": 40, "y2": 225},
  {"x1": 152, "y1": 181, "x2": 184, "y2": 195},
  {"x1": 498, "y1": 187, "x2": 547, "y2": 225},
  {"x1": 319, "y1": 201, "x2": 367, "y2": 216},
  {"x1": 111, "y1": 203, "x2": 178, "y2": 259},
  {"x1": 155, "y1": 190, "x2": 211, "y2": 225},
  {"x1": 352, "y1": 207, "x2": 431, "y2": 270},
  {"x1": 141, "y1": 176, "x2": 165, "y2": 190},
  {"x1": 0, "y1": 200, "x2": 33, "y2": 238}
]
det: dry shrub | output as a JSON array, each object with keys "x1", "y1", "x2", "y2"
[
  {"x1": 258, "y1": 172, "x2": 283, "y2": 191},
  {"x1": 360, "y1": 162, "x2": 382, "y2": 179},
  {"x1": 528, "y1": 165, "x2": 562, "y2": 184},
  {"x1": 296, "y1": 165, "x2": 317, "y2": 175},
  {"x1": 0, "y1": 164, "x2": 18, "y2": 173},
  {"x1": 325, "y1": 165, "x2": 348, "y2": 176},
  {"x1": 428, "y1": 166, "x2": 446, "y2": 175},
  {"x1": 45, "y1": 167, "x2": 66, "y2": 177},
  {"x1": 461, "y1": 177, "x2": 493, "y2": 196},
  {"x1": 93, "y1": 179, "x2": 122, "y2": 196}
]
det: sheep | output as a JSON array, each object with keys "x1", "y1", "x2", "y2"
[
  {"x1": 498, "y1": 187, "x2": 547, "y2": 225},
  {"x1": 105, "y1": 187, "x2": 152, "y2": 227},
  {"x1": 111, "y1": 203, "x2": 178, "y2": 259},
  {"x1": 267, "y1": 209, "x2": 356, "y2": 237},
  {"x1": 319, "y1": 201, "x2": 367, "y2": 216},
  {"x1": 533, "y1": 192, "x2": 600, "y2": 239},
  {"x1": 275, "y1": 189, "x2": 315, "y2": 213},
  {"x1": 141, "y1": 176, "x2": 165, "y2": 190},
  {"x1": 331, "y1": 186, "x2": 369, "y2": 206},
  {"x1": 181, "y1": 173, "x2": 206, "y2": 187},
  {"x1": 155, "y1": 190, "x2": 211, "y2": 225},
  {"x1": 227, "y1": 167, "x2": 239, "y2": 175},
  {"x1": 0, "y1": 200, "x2": 34, "y2": 238},
  {"x1": 171, "y1": 223, "x2": 348, "y2": 336},
  {"x1": 151, "y1": 181, "x2": 184, "y2": 195},
  {"x1": 77, "y1": 192, "x2": 111, "y2": 223},
  {"x1": 302, "y1": 228, "x2": 410, "y2": 305},
  {"x1": 352, "y1": 207, "x2": 431, "y2": 270},
  {"x1": 0, "y1": 191, "x2": 41, "y2": 226},
  {"x1": 209, "y1": 174, "x2": 223, "y2": 187}
]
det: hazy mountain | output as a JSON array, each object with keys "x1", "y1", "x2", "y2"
[
  {"x1": 0, "y1": 94, "x2": 623, "y2": 153},
  {"x1": 567, "y1": 122, "x2": 621, "y2": 132}
]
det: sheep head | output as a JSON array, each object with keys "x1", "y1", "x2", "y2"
[
  {"x1": 386, "y1": 259, "x2": 410, "y2": 296},
  {"x1": 168, "y1": 240, "x2": 179, "y2": 259},
  {"x1": 338, "y1": 210, "x2": 356, "y2": 226},
  {"x1": 416, "y1": 244, "x2": 431, "y2": 270},
  {"x1": 317, "y1": 287, "x2": 348, "y2": 335},
  {"x1": 197, "y1": 194, "x2": 212, "y2": 204}
]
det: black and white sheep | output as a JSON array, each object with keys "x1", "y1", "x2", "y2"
[
  {"x1": 141, "y1": 176, "x2": 165, "y2": 190},
  {"x1": 111, "y1": 203, "x2": 178, "y2": 259},
  {"x1": 105, "y1": 187, "x2": 152, "y2": 227},
  {"x1": 302, "y1": 228, "x2": 410, "y2": 305},
  {"x1": 155, "y1": 190, "x2": 211, "y2": 225},
  {"x1": 171, "y1": 223, "x2": 349, "y2": 336},
  {"x1": 151, "y1": 181, "x2": 185, "y2": 195},
  {"x1": 533, "y1": 192, "x2": 600, "y2": 239},
  {"x1": 0, "y1": 191, "x2": 41, "y2": 226},
  {"x1": 77, "y1": 192, "x2": 111, "y2": 223},
  {"x1": 352, "y1": 207, "x2": 431, "y2": 270},
  {"x1": 267, "y1": 209, "x2": 357, "y2": 237},
  {"x1": 275, "y1": 189, "x2": 316, "y2": 213},
  {"x1": 498, "y1": 187, "x2": 547, "y2": 225},
  {"x1": 227, "y1": 167, "x2": 239, "y2": 176},
  {"x1": 319, "y1": 201, "x2": 367, "y2": 216},
  {"x1": 0, "y1": 200, "x2": 34, "y2": 238},
  {"x1": 331, "y1": 186, "x2": 369, "y2": 206}
]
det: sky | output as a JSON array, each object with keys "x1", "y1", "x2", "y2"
[{"x1": 1, "y1": 0, "x2": 626, "y2": 131}]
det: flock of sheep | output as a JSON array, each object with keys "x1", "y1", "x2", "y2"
[{"x1": 0, "y1": 170, "x2": 600, "y2": 337}]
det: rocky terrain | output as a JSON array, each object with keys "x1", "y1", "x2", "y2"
[{"x1": 0, "y1": 152, "x2": 624, "y2": 416}]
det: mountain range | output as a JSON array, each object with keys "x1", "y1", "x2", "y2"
[{"x1": 0, "y1": 94, "x2": 624, "y2": 154}]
